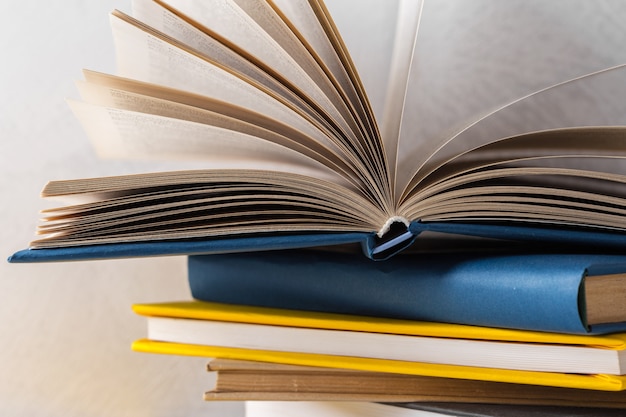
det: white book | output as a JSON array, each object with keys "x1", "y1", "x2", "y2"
[{"x1": 144, "y1": 315, "x2": 626, "y2": 375}]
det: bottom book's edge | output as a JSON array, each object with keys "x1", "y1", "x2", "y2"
[
  {"x1": 395, "y1": 402, "x2": 626, "y2": 416},
  {"x1": 204, "y1": 392, "x2": 435, "y2": 402},
  {"x1": 244, "y1": 400, "x2": 626, "y2": 417},
  {"x1": 131, "y1": 339, "x2": 626, "y2": 391},
  {"x1": 203, "y1": 391, "x2": 626, "y2": 409}
]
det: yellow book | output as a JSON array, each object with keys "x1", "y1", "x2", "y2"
[
  {"x1": 132, "y1": 340, "x2": 626, "y2": 391},
  {"x1": 132, "y1": 301, "x2": 626, "y2": 391}
]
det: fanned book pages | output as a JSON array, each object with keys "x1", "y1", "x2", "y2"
[{"x1": 10, "y1": 0, "x2": 626, "y2": 261}]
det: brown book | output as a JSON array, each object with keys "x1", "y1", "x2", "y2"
[{"x1": 205, "y1": 359, "x2": 626, "y2": 409}]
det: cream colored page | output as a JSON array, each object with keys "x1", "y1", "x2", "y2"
[
  {"x1": 380, "y1": 0, "x2": 421, "y2": 192},
  {"x1": 39, "y1": 171, "x2": 382, "y2": 226},
  {"x1": 129, "y1": 0, "x2": 341, "y2": 144},
  {"x1": 269, "y1": 0, "x2": 388, "y2": 143},
  {"x1": 403, "y1": 163, "x2": 626, "y2": 217},
  {"x1": 270, "y1": 0, "x2": 365, "y2": 114},
  {"x1": 33, "y1": 168, "x2": 384, "y2": 248},
  {"x1": 75, "y1": 78, "x2": 355, "y2": 179},
  {"x1": 67, "y1": 99, "x2": 348, "y2": 185},
  {"x1": 428, "y1": 127, "x2": 626, "y2": 183},
  {"x1": 405, "y1": 174, "x2": 626, "y2": 229},
  {"x1": 109, "y1": 13, "x2": 335, "y2": 154},
  {"x1": 402, "y1": 64, "x2": 626, "y2": 195},
  {"x1": 39, "y1": 186, "x2": 377, "y2": 233},
  {"x1": 396, "y1": 0, "x2": 626, "y2": 197},
  {"x1": 158, "y1": 0, "x2": 354, "y2": 139},
  {"x1": 232, "y1": 0, "x2": 359, "y2": 136},
  {"x1": 403, "y1": 158, "x2": 626, "y2": 224},
  {"x1": 130, "y1": 0, "x2": 284, "y2": 88},
  {"x1": 322, "y1": 0, "x2": 399, "y2": 126}
]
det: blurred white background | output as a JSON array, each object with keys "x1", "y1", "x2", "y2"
[
  {"x1": 4, "y1": 1, "x2": 626, "y2": 416},
  {"x1": 0, "y1": 1, "x2": 396, "y2": 416},
  {"x1": 0, "y1": 1, "x2": 239, "y2": 416}
]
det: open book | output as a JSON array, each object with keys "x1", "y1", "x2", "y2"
[{"x1": 12, "y1": 0, "x2": 626, "y2": 261}]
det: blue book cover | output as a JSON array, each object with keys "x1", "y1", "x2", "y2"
[
  {"x1": 9, "y1": 221, "x2": 626, "y2": 263},
  {"x1": 187, "y1": 250, "x2": 626, "y2": 335}
]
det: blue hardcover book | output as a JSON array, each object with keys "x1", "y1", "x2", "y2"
[{"x1": 187, "y1": 250, "x2": 626, "y2": 335}]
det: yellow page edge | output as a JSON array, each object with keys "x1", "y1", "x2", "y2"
[
  {"x1": 131, "y1": 301, "x2": 626, "y2": 349},
  {"x1": 131, "y1": 339, "x2": 626, "y2": 391}
]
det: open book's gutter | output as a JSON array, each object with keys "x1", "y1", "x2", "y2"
[{"x1": 371, "y1": 230, "x2": 415, "y2": 256}]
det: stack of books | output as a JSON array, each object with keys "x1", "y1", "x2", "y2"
[
  {"x1": 130, "y1": 251, "x2": 626, "y2": 413},
  {"x1": 9, "y1": 0, "x2": 626, "y2": 416}
]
